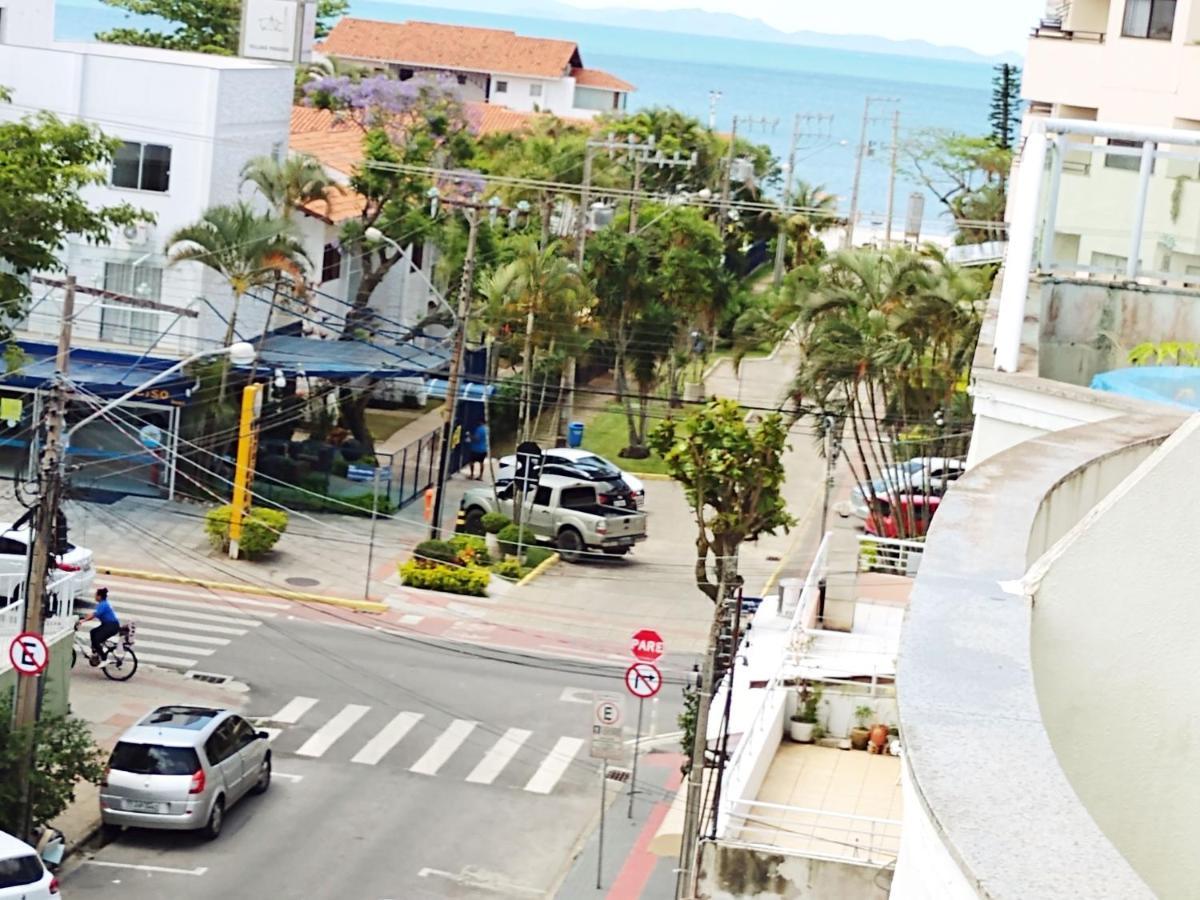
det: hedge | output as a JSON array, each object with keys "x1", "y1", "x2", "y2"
[
  {"x1": 399, "y1": 560, "x2": 490, "y2": 597},
  {"x1": 205, "y1": 505, "x2": 289, "y2": 559},
  {"x1": 497, "y1": 524, "x2": 537, "y2": 557},
  {"x1": 481, "y1": 512, "x2": 511, "y2": 535},
  {"x1": 524, "y1": 546, "x2": 555, "y2": 568},
  {"x1": 413, "y1": 539, "x2": 458, "y2": 564}
]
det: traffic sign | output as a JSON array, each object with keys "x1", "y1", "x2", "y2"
[
  {"x1": 624, "y1": 662, "x2": 662, "y2": 699},
  {"x1": 514, "y1": 441, "x2": 543, "y2": 492},
  {"x1": 9, "y1": 632, "x2": 48, "y2": 676},
  {"x1": 590, "y1": 693, "x2": 625, "y2": 761},
  {"x1": 630, "y1": 629, "x2": 664, "y2": 662}
]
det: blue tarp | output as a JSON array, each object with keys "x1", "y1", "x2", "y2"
[
  {"x1": 1090, "y1": 366, "x2": 1200, "y2": 410},
  {"x1": 425, "y1": 379, "x2": 495, "y2": 401},
  {"x1": 10, "y1": 342, "x2": 194, "y2": 403},
  {"x1": 255, "y1": 334, "x2": 449, "y2": 379}
]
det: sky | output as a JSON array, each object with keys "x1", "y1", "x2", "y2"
[{"x1": 556, "y1": 0, "x2": 1048, "y2": 56}]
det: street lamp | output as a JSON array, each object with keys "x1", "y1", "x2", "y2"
[
  {"x1": 364, "y1": 226, "x2": 457, "y2": 326},
  {"x1": 67, "y1": 341, "x2": 255, "y2": 439}
]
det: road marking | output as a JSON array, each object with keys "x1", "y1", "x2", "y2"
[
  {"x1": 398, "y1": 614, "x2": 424, "y2": 626},
  {"x1": 270, "y1": 696, "x2": 318, "y2": 724},
  {"x1": 123, "y1": 593, "x2": 275, "y2": 619},
  {"x1": 410, "y1": 720, "x2": 476, "y2": 776},
  {"x1": 351, "y1": 711, "x2": 423, "y2": 766},
  {"x1": 115, "y1": 613, "x2": 249, "y2": 636},
  {"x1": 416, "y1": 866, "x2": 543, "y2": 896},
  {"x1": 135, "y1": 651, "x2": 200, "y2": 667},
  {"x1": 524, "y1": 737, "x2": 583, "y2": 794},
  {"x1": 295, "y1": 704, "x2": 370, "y2": 757},
  {"x1": 83, "y1": 861, "x2": 207, "y2": 876},
  {"x1": 133, "y1": 627, "x2": 230, "y2": 646},
  {"x1": 559, "y1": 688, "x2": 593, "y2": 704},
  {"x1": 273, "y1": 771, "x2": 303, "y2": 782},
  {"x1": 465, "y1": 728, "x2": 531, "y2": 785},
  {"x1": 132, "y1": 639, "x2": 215, "y2": 656},
  {"x1": 117, "y1": 601, "x2": 263, "y2": 627}
]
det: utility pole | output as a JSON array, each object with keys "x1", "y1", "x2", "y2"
[
  {"x1": 846, "y1": 96, "x2": 900, "y2": 250},
  {"x1": 773, "y1": 114, "x2": 835, "y2": 288},
  {"x1": 820, "y1": 415, "x2": 837, "y2": 535},
  {"x1": 431, "y1": 207, "x2": 480, "y2": 539},
  {"x1": 227, "y1": 382, "x2": 262, "y2": 560},
  {"x1": 708, "y1": 90, "x2": 722, "y2": 130},
  {"x1": 14, "y1": 276, "x2": 75, "y2": 842},
  {"x1": 885, "y1": 109, "x2": 902, "y2": 246},
  {"x1": 717, "y1": 116, "x2": 739, "y2": 230}
]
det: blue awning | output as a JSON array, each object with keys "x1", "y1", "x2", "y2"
[
  {"x1": 425, "y1": 379, "x2": 495, "y2": 401},
  {"x1": 255, "y1": 334, "x2": 450, "y2": 380},
  {"x1": 7, "y1": 342, "x2": 194, "y2": 404}
]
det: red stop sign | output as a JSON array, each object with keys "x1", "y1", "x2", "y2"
[{"x1": 631, "y1": 629, "x2": 664, "y2": 662}]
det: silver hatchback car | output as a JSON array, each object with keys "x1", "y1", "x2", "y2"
[{"x1": 100, "y1": 706, "x2": 271, "y2": 839}]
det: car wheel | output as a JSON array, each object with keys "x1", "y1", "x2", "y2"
[
  {"x1": 463, "y1": 507, "x2": 485, "y2": 535},
  {"x1": 203, "y1": 797, "x2": 224, "y2": 840},
  {"x1": 556, "y1": 528, "x2": 584, "y2": 563},
  {"x1": 251, "y1": 754, "x2": 271, "y2": 795}
]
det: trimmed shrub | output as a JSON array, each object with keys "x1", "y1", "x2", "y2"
[
  {"x1": 449, "y1": 534, "x2": 491, "y2": 567},
  {"x1": 481, "y1": 512, "x2": 511, "y2": 535},
  {"x1": 399, "y1": 560, "x2": 490, "y2": 597},
  {"x1": 497, "y1": 524, "x2": 537, "y2": 557},
  {"x1": 204, "y1": 505, "x2": 289, "y2": 559},
  {"x1": 492, "y1": 559, "x2": 523, "y2": 580},
  {"x1": 524, "y1": 546, "x2": 555, "y2": 568},
  {"x1": 414, "y1": 539, "x2": 458, "y2": 564}
]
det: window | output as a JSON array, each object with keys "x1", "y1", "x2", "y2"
[
  {"x1": 205, "y1": 721, "x2": 236, "y2": 764},
  {"x1": 494, "y1": 80, "x2": 508, "y2": 93},
  {"x1": 397, "y1": 67, "x2": 413, "y2": 81},
  {"x1": 102, "y1": 262, "x2": 161, "y2": 345},
  {"x1": 1122, "y1": 0, "x2": 1176, "y2": 39},
  {"x1": 321, "y1": 243, "x2": 342, "y2": 283},
  {"x1": 0, "y1": 537, "x2": 25, "y2": 556},
  {"x1": 456, "y1": 74, "x2": 467, "y2": 85},
  {"x1": 533, "y1": 485, "x2": 553, "y2": 506},
  {"x1": 0, "y1": 855, "x2": 43, "y2": 889},
  {"x1": 1104, "y1": 138, "x2": 1152, "y2": 171},
  {"x1": 112, "y1": 141, "x2": 171, "y2": 192},
  {"x1": 109, "y1": 742, "x2": 201, "y2": 776},
  {"x1": 529, "y1": 83, "x2": 543, "y2": 98},
  {"x1": 229, "y1": 717, "x2": 259, "y2": 750}
]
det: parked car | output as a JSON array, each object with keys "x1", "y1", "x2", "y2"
[
  {"x1": 495, "y1": 449, "x2": 646, "y2": 509},
  {"x1": 460, "y1": 474, "x2": 648, "y2": 562},
  {"x1": 0, "y1": 525, "x2": 94, "y2": 599},
  {"x1": 849, "y1": 457, "x2": 964, "y2": 520},
  {"x1": 0, "y1": 831, "x2": 58, "y2": 898},
  {"x1": 863, "y1": 495, "x2": 941, "y2": 539},
  {"x1": 100, "y1": 706, "x2": 271, "y2": 840}
]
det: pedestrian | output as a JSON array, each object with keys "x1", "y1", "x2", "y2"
[
  {"x1": 466, "y1": 421, "x2": 489, "y2": 480},
  {"x1": 79, "y1": 587, "x2": 120, "y2": 666}
]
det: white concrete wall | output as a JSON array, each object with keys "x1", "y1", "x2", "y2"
[
  {"x1": 889, "y1": 760, "x2": 980, "y2": 900},
  {"x1": 1029, "y1": 415, "x2": 1200, "y2": 898},
  {"x1": 491, "y1": 74, "x2": 569, "y2": 115},
  {"x1": 0, "y1": 0, "x2": 53, "y2": 45}
]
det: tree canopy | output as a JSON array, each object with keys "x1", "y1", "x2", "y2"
[{"x1": 902, "y1": 130, "x2": 1012, "y2": 244}]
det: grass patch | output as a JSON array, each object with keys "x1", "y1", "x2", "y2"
[
  {"x1": 580, "y1": 403, "x2": 673, "y2": 476},
  {"x1": 365, "y1": 402, "x2": 442, "y2": 443}
]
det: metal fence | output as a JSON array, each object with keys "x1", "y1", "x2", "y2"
[
  {"x1": 392, "y1": 427, "x2": 441, "y2": 509},
  {"x1": 857, "y1": 534, "x2": 925, "y2": 576},
  {"x1": 0, "y1": 569, "x2": 83, "y2": 650}
]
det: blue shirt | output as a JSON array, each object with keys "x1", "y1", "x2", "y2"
[
  {"x1": 469, "y1": 424, "x2": 489, "y2": 453},
  {"x1": 94, "y1": 599, "x2": 118, "y2": 625}
]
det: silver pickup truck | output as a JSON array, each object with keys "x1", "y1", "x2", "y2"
[{"x1": 460, "y1": 474, "x2": 648, "y2": 562}]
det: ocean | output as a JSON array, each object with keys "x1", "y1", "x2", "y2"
[{"x1": 52, "y1": 0, "x2": 1000, "y2": 233}]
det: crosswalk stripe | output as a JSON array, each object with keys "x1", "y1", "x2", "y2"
[
  {"x1": 465, "y1": 728, "x2": 532, "y2": 785},
  {"x1": 115, "y1": 613, "x2": 249, "y2": 636},
  {"x1": 351, "y1": 712, "x2": 423, "y2": 766},
  {"x1": 120, "y1": 594, "x2": 275, "y2": 619},
  {"x1": 135, "y1": 651, "x2": 200, "y2": 668},
  {"x1": 295, "y1": 704, "x2": 370, "y2": 757},
  {"x1": 118, "y1": 601, "x2": 262, "y2": 627},
  {"x1": 524, "y1": 737, "x2": 583, "y2": 794},
  {"x1": 133, "y1": 627, "x2": 230, "y2": 646},
  {"x1": 133, "y1": 639, "x2": 215, "y2": 656},
  {"x1": 270, "y1": 697, "x2": 318, "y2": 724},
  {"x1": 410, "y1": 720, "x2": 476, "y2": 776},
  {"x1": 105, "y1": 581, "x2": 290, "y2": 610}
]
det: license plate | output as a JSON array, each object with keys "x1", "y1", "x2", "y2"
[
  {"x1": 125, "y1": 800, "x2": 165, "y2": 813},
  {"x1": 615, "y1": 537, "x2": 634, "y2": 546},
  {"x1": 613, "y1": 499, "x2": 627, "y2": 508}
]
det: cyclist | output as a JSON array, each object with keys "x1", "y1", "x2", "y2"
[{"x1": 79, "y1": 587, "x2": 120, "y2": 666}]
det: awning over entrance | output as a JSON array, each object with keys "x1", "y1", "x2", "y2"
[
  {"x1": 256, "y1": 334, "x2": 450, "y2": 380},
  {"x1": 9, "y1": 342, "x2": 195, "y2": 403}
]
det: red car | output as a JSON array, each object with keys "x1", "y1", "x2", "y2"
[{"x1": 863, "y1": 495, "x2": 941, "y2": 539}]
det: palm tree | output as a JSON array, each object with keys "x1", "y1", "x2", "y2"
[
  {"x1": 241, "y1": 153, "x2": 337, "y2": 218},
  {"x1": 167, "y1": 202, "x2": 309, "y2": 399},
  {"x1": 782, "y1": 180, "x2": 839, "y2": 269}
]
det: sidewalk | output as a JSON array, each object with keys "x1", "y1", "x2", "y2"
[{"x1": 52, "y1": 665, "x2": 249, "y2": 853}]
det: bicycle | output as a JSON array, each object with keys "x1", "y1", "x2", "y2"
[{"x1": 72, "y1": 620, "x2": 138, "y2": 681}]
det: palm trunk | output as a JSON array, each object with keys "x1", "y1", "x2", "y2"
[{"x1": 218, "y1": 291, "x2": 244, "y2": 403}]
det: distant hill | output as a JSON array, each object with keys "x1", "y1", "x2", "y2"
[{"x1": 372, "y1": 0, "x2": 1023, "y2": 65}]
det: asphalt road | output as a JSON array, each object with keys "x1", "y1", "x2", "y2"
[{"x1": 58, "y1": 594, "x2": 682, "y2": 899}]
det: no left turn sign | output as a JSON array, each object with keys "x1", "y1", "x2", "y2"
[{"x1": 9, "y1": 632, "x2": 48, "y2": 676}]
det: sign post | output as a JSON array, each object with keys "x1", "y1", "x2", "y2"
[
  {"x1": 590, "y1": 693, "x2": 624, "y2": 890},
  {"x1": 512, "y1": 441, "x2": 542, "y2": 563},
  {"x1": 625, "y1": 631, "x2": 664, "y2": 819}
]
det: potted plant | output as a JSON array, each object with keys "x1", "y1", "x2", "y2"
[
  {"x1": 789, "y1": 682, "x2": 822, "y2": 742},
  {"x1": 851, "y1": 704, "x2": 873, "y2": 751}
]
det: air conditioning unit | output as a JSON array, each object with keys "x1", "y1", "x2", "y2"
[{"x1": 121, "y1": 223, "x2": 154, "y2": 246}]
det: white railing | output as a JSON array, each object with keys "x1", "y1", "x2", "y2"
[
  {"x1": 724, "y1": 799, "x2": 902, "y2": 865},
  {"x1": 20, "y1": 288, "x2": 201, "y2": 357},
  {"x1": 0, "y1": 570, "x2": 82, "y2": 648},
  {"x1": 858, "y1": 534, "x2": 925, "y2": 576}
]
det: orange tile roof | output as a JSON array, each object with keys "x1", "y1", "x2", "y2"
[
  {"x1": 303, "y1": 191, "x2": 368, "y2": 225},
  {"x1": 317, "y1": 18, "x2": 581, "y2": 79},
  {"x1": 571, "y1": 67, "x2": 634, "y2": 92}
]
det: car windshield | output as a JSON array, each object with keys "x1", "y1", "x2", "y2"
[
  {"x1": 109, "y1": 741, "x2": 200, "y2": 776},
  {"x1": 566, "y1": 455, "x2": 621, "y2": 479},
  {"x1": 0, "y1": 854, "x2": 43, "y2": 888}
]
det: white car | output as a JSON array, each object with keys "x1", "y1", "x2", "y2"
[
  {"x1": 0, "y1": 525, "x2": 95, "y2": 599},
  {"x1": 494, "y1": 449, "x2": 646, "y2": 509},
  {"x1": 0, "y1": 831, "x2": 59, "y2": 898},
  {"x1": 849, "y1": 457, "x2": 965, "y2": 520}
]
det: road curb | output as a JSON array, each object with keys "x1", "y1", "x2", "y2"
[
  {"x1": 632, "y1": 472, "x2": 673, "y2": 482},
  {"x1": 516, "y1": 552, "x2": 560, "y2": 587},
  {"x1": 96, "y1": 566, "x2": 388, "y2": 613}
]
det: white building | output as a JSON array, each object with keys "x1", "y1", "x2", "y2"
[{"x1": 316, "y1": 18, "x2": 634, "y2": 120}]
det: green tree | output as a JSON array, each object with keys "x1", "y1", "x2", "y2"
[
  {"x1": 97, "y1": 0, "x2": 348, "y2": 54},
  {"x1": 0, "y1": 91, "x2": 148, "y2": 334},
  {"x1": 989, "y1": 64, "x2": 1022, "y2": 152},
  {"x1": 903, "y1": 130, "x2": 1012, "y2": 244},
  {"x1": 780, "y1": 180, "x2": 837, "y2": 270},
  {"x1": 0, "y1": 701, "x2": 106, "y2": 835},
  {"x1": 241, "y1": 153, "x2": 336, "y2": 218}
]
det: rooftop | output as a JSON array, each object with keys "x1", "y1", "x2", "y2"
[
  {"x1": 46, "y1": 39, "x2": 286, "y2": 70},
  {"x1": 571, "y1": 66, "x2": 635, "y2": 92},
  {"x1": 317, "y1": 18, "x2": 582, "y2": 78}
]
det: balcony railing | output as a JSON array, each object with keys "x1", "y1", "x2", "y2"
[
  {"x1": 858, "y1": 535, "x2": 925, "y2": 576},
  {"x1": 0, "y1": 569, "x2": 83, "y2": 660},
  {"x1": 724, "y1": 799, "x2": 902, "y2": 865}
]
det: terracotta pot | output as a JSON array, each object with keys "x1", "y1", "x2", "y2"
[
  {"x1": 850, "y1": 727, "x2": 870, "y2": 751},
  {"x1": 868, "y1": 724, "x2": 889, "y2": 754}
]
